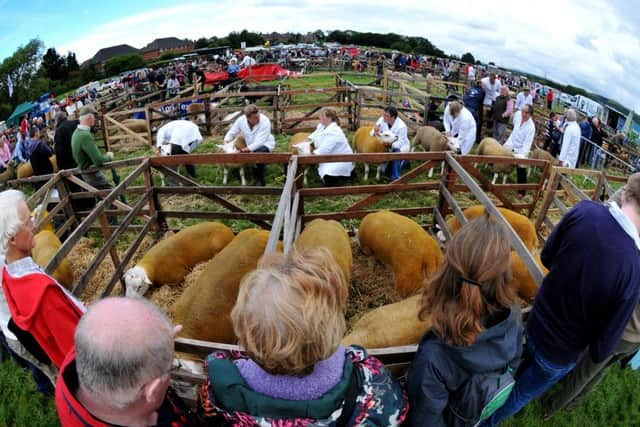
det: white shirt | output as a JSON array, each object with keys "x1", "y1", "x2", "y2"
[
  {"x1": 515, "y1": 92, "x2": 533, "y2": 110},
  {"x1": 156, "y1": 120, "x2": 203, "y2": 153},
  {"x1": 371, "y1": 116, "x2": 410, "y2": 152},
  {"x1": 558, "y1": 121, "x2": 581, "y2": 168},
  {"x1": 224, "y1": 113, "x2": 275, "y2": 152},
  {"x1": 512, "y1": 110, "x2": 522, "y2": 129},
  {"x1": 481, "y1": 77, "x2": 502, "y2": 106},
  {"x1": 452, "y1": 107, "x2": 477, "y2": 155},
  {"x1": 240, "y1": 56, "x2": 256, "y2": 68},
  {"x1": 309, "y1": 122, "x2": 354, "y2": 178},
  {"x1": 468, "y1": 66, "x2": 476, "y2": 80},
  {"x1": 443, "y1": 104, "x2": 454, "y2": 133},
  {"x1": 504, "y1": 117, "x2": 536, "y2": 156},
  {"x1": 166, "y1": 78, "x2": 180, "y2": 92}
]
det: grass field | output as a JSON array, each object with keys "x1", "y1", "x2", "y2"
[{"x1": 2, "y1": 72, "x2": 636, "y2": 426}]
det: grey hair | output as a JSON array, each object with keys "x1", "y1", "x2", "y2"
[
  {"x1": 0, "y1": 190, "x2": 27, "y2": 257},
  {"x1": 79, "y1": 113, "x2": 93, "y2": 122},
  {"x1": 565, "y1": 109, "x2": 577, "y2": 122},
  {"x1": 74, "y1": 297, "x2": 174, "y2": 408}
]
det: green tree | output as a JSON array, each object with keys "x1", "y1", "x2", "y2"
[
  {"x1": 461, "y1": 52, "x2": 475, "y2": 64},
  {"x1": 390, "y1": 41, "x2": 412, "y2": 53},
  {"x1": 104, "y1": 53, "x2": 145, "y2": 77},
  {"x1": 80, "y1": 63, "x2": 100, "y2": 83},
  {"x1": 0, "y1": 38, "x2": 44, "y2": 111},
  {"x1": 194, "y1": 37, "x2": 209, "y2": 49},
  {"x1": 159, "y1": 51, "x2": 180, "y2": 61},
  {"x1": 40, "y1": 47, "x2": 66, "y2": 81},
  {"x1": 65, "y1": 52, "x2": 79, "y2": 72}
]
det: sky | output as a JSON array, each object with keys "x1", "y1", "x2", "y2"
[{"x1": 0, "y1": 0, "x2": 639, "y2": 112}]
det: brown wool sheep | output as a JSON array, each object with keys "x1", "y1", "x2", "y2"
[
  {"x1": 509, "y1": 251, "x2": 548, "y2": 303},
  {"x1": 173, "y1": 228, "x2": 274, "y2": 344},
  {"x1": 123, "y1": 222, "x2": 234, "y2": 297},
  {"x1": 477, "y1": 137, "x2": 516, "y2": 184},
  {"x1": 216, "y1": 135, "x2": 247, "y2": 185},
  {"x1": 32, "y1": 230, "x2": 74, "y2": 290},
  {"x1": 288, "y1": 132, "x2": 313, "y2": 184},
  {"x1": 17, "y1": 162, "x2": 33, "y2": 179},
  {"x1": 359, "y1": 211, "x2": 443, "y2": 298},
  {"x1": 412, "y1": 125, "x2": 452, "y2": 177},
  {"x1": 295, "y1": 219, "x2": 352, "y2": 285},
  {"x1": 342, "y1": 294, "x2": 430, "y2": 348},
  {"x1": 352, "y1": 126, "x2": 397, "y2": 181},
  {"x1": 0, "y1": 164, "x2": 16, "y2": 184}
]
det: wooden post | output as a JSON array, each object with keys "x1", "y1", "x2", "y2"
[
  {"x1": 423, "y1": 96, "x2": 429, "y2": 126},
  {"x1": 143, "y1": 164, "x2": 163, "y2": 237},
  {"x1": 383, "y1": 68, "x2": 389, "y2": 104},
  {"x1": 145, "y1": 105, "x2": 153, "y2": 147},
  {"x1": 204, "y1": 98, "x2": 211, "y2": 136}
]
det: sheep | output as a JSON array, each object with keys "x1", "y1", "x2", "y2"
[
  {"x1": 0, "y1": 164, "x2": 16, "y2": 184},
  {"x1": 412, "y1": 125, "x2": 462, "y2": 177},
  {"x1": 186, "y1": 103, "x2": 205, "y2": 124},
  {"x1": 342, "y1": 294, "x2": 430, "y2": 348},
  {"x1": 509, "y1": 250, "x2": 548, "y2": 303},
  {"x1": 295, "y1": 219, "x2": 352, "y2": 284},
  {"x1": 120, "y1": 119, "x2": 148, "y2": 133},
  {"x1": 446, "y1": 205, "x2": 539, "y2": 251},
  {"x1": 123, "y1": 221, "x2": 234, "y2": 297},
  {"x1": 32, "y1": 230, "x2": 74, "y2": 290},
  {"x1": 288, "y1": 132, "x2": 313, "y2": 185},
  {"x1": 477, "y1": 137, "x2": 515, "y2": 185},
  {"x1": 173, "y1": 228, "x2": 274, "y2": 344},
  {"x1": 359, "y1": 210, "x2": 443, "y2": 298},
  {"x1": 216, "y1": 135, "x2": 247, "y2": 186},
  {"x1": 352, "y1": 126, "x2": 398, "y2": 181},
  {"x1": 17, "y1": 162, "x2": 33, "y2": 179}
]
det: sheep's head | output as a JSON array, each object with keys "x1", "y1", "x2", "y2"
[
  {"x1": 292, "y1": 141, "x2": 313, "y2": 155},
  {"x1": 377, "y1": 130, "x2": 398, "y2": 144},
  {"x1": 216, "y1": 142, "x2": 238, "y2": 154},
  {"x1": 123, "y1": 266, "x2": 152, "y2": 297},
  {"x1": 159, "y1": 142, "x2": 172, "y2": 156},
  {"x1": 446, "y1": 136, "x2": 462, "y2": 154}
]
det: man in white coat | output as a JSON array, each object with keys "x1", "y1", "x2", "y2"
[
  {"x1": 481, "y1": 73, "x2": 501, "y2": 133},
  {"x1": 371, "y1": 106, "x2": 410, "y2": 180},
  {"x1": 155, "y1": 119, "x2": 203, "y2": 179},
  {"x1": 504, "y1": 104, "x2": 536, "y2": 196},
  {"x1": 224, "y1": 104, "x2": 276, "y2": 186},
  {"x1": 558, "y1": 109, "x2": 581, "y2": 168},
  {"x1": 309, "y1": 108, "x2": 354, "y2": 186},
  {"x1": 448, "y1": 101, "x2": 477, "y2": 155},
  {"x1": 515, "y1": 88, "x2": 533, "y2": 111}
]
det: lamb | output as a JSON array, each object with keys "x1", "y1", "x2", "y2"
[
  {"x1": 477, "y1": 137, "x2": 516, "y2": 185},
  {"x1": 288, "y1": 132, "x2": 312, "y2": 185},
  {"x1": 173, "y1": 228, "x2": 274, "y2": 344},
  {"x1": 295, "y1": 219, "x2": 352, "y2": 284},
  {"x1": 509, "y1": 250, "x2": 548, "y2": 303},
  {"x1": 342, "y1": 294, "x2": 430, "y2": 348},
  {"x1": 412, "y1": 125, "x2": 462, "y2": 177},
  {"x1": 446, "y1": 205, "x2": 539, "y2": 251},
  {"x1": 216, "y1": 135, "x2": 247, "y2": 186},
  {"x1": 359, "y1": 210, "x2": 443, "y2": 298},
  {"x1": 123, "y1": 221, "x2": 234, "y2": 297},
  {"x1": 32, "y1": 230, "x2": 74, "y2": 290},
  {"x1": 352, "y1": 126, "x2": 398, "y2": 181}
]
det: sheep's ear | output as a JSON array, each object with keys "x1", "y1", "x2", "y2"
[{"x1": 144, "y1": 276, "x2": 152, "y2": 285}]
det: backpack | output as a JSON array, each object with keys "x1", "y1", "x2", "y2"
[{"x1": 445, "y1": 366, "x2": 516, "y2": 427}]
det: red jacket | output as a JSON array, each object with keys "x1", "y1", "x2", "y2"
[
  {"x1": 2, "y1": 263, "x2": 83, "y2": 368},
  {"x1": 56, "y1": 350, "x2": 195, "y2": 427}
]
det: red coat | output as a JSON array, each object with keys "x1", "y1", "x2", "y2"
[{"x1": 1, "y1": 265, "x2": 83, "y2": 368}]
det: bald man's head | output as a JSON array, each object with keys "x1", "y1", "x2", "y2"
[{"x1": 75, "y1": 297, "x2": 174, "y2": 408}]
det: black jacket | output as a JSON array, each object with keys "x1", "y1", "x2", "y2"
[
  {"x1": 54, "y1": 120, "x2": 79, "y2": 170},
  {"x1": 407, "y1": 307, "x2": 523, "y2": 427}
]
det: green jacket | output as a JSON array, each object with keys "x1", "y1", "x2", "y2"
[{"x1": 71, "y1": 127, "x2": 109, "y2": 170}]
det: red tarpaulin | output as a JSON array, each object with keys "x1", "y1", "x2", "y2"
[{"x1": 204, "y1": 64, "x2": 300, "y2": 85}]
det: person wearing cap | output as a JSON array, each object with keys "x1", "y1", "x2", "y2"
[
  {"x1": 515, "y1": 88, "x2": 533, "y2": 111},
  {"x1": 71, "y1": 105, "x2": 114, "y2": 190}
]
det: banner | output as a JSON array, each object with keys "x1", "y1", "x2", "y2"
[{"x1": 7, "y1": 75, "x2": 13, "y2": 98}]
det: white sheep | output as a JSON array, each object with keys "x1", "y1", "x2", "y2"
[{"x1": 123, "y1": 221, "x2": 235, "y2": 297}]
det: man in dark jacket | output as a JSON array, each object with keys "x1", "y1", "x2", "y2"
[
  {"x1": 485, "y1": 174, "x2": 640, "y2": 426},
  {"x1": 53, "y1": 112, "x2": 79, "y2": 171},
  {"x1": 491, "y1": 86, "x2": 513, "y2": 144},
  {"x1": 463, "y1": 80, "x2": 485, "y2": 143}
]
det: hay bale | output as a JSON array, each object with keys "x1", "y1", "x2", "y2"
[
  {"x1": 68, "y1": 237, "x2": 117, "y2": 303},
  {"x1": 148, "y1": 260, "x2": 208, "y2": 320}
]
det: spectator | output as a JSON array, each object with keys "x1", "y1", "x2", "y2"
[
  {"x1": 504, "y1": 104, "x2": 536, "y2": 197},
  {"x1": 491, "y1": 86, "x2": 514, "y2": 144},
  {"x1": 226, "y1": 59, "x2": 240, "y2": 77},
  {"x1": 165, "y1": 73, "x2": 180, "y2": 99},
  {"x1": 481, "y1": 73, "x2": 502, "y2": 132},
  {"x1": 26, "y1": 127, "x2": 54, "y2": 185},
  {"x1": 467, "y1": 64, "x2": 476, "y2": 82},
  {"x1": 0, "y1": 135, "x2": 12, "y2": 172},
  {"x1": 463, "y1": 80, "x2": 485, "y2": 143},
  {"x1": 589, "y1": 117, "x2": 606, "y2": 168},
  {"x1": 55, "y1": 297, "x2": 194, "y2": 427},
  {"x1": 448, "y1": 101, "x2": 477, "y2": 155},
  {"x1": 224, "y1": 104, "x2": 275, "y2": 186},
  {"x1": 197, "y1": 248, "x2": 408, "y2": 425},
  {"x1": 543, "y1": 112, "x2": 558, "y2": 152},
  {"x1": 71, "y1": 106, "x2": 114, "y2": 190},
  {"x1": 546, "y1": 89, "x2": 554, "y2": 109},
  {"x1": 0, "y1": 189, "x2": 85, "y2": 370},
  {"x1": 515, "y1": 88, "x2": 533, "y2": 111},
  {"x1": 240, "y1": 54, "x2": 256, "y2": 69},
  {"x1": 11, "y1": 130, "x2": 29, "y2": 165},
  {"x1": 484, "y1": 173, "x2": 640, "y2": 426},
  {"x1": 54, "y1": 112, "x2": 80, "y2": 171},
  {"x1": 578, "y1": 115, "x2": 593, "y2": 166},
  {"x1": 308, "y1": 107, "x2": 354, "y2": 186},
  {"x1": 371, "y1": 106, "x2": 410, "y2": 180},
  {"x1": 20, "y1": 115, "x2": 28, "y2": 140},
  {"x1": 408, "y1": 215, "x2": 522, "y2": 427},
  {"x1": 558, "y1": 109, "x2": 581, "y2": 168}
]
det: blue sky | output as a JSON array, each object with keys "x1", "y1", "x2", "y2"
[{"x1": 1, "y1": 0, "x2": 639, "y2": 112}]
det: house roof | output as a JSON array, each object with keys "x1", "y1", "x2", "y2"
[
  {"x1": 89, "y1": 44, "x2": 139, "y2": 64},
  {"x1": 141, "y1": 37, "x2": 191, "y2": 52}
]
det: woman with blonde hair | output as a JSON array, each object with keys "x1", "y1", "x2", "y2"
[
  {"x1": 308, "y1": 107, "x2": 354, "y2": 186},
  {"x1": 198, "y1": 247, "x2": 408, "y2": 426},
  {"x1": 407, "y1": 215, "x2": 523, "y2": 427}
]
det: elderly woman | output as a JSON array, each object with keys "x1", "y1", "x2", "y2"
[
  {"x1": 198, "y1": 248, "x2": 408, "y2": 426},
  {"x1": 308, "y1": 107, "x2": 354, "y2": 186}
]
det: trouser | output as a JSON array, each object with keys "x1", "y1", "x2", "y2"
[
  {"x1": 493, "y1": 122, "x2": 508, "y2": 144},
  {"x1": 81, "y1": 171, "x2": 117, "y2": 225},
  {"x1": 547, "y1": 100, "x2": 552, "y2": 109},
  {"x1": 0, "y1": 332, "x2": 55, "y2": 396},
  {"x1": 170, "y1": 144, "x2": 196, "y2": 178},
  {"x1": 483, "y1": 105, "x2": 493, "y2": 132},
  {"x1": 483, "y1": 334, "x2": 576, "y2": 426},
  {"x1": 252, "y1": 146, "x2": 270, "y2": 186},
  {"x1": 322, "y1": 175, "x2": 349, "y2": 187},
  {"x1": 517, "y1": 167, "x2": 527, "y2": 196},
  {"x1": 542, "y1": 339, "x2": 639, "y2": 416},
  {"x1": 390, "y1": 148, "x2": 403, "y2": 181}
]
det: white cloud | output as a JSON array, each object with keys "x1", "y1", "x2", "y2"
[{"x1": 56, "y1": 0, "x2": 640, "y2": 111}]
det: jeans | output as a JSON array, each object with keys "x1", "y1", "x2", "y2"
[
  {"x1": 483, "y1": 334, "x2": 576, "y2": 426},
  {"x1": 170, "y1": 144, "x2": 196, "y2": 178},
  {"x1": 390, "y1": 148, "x2": 403, "y2": 180},
  {"x1": 252, "y1": 146, "x2": 271, "y2": 186},
  {"x1": 493, "y1": 122, "x2": 508, "y2": 144},
  {"x1": 0, "y1": 333, "x2": 54, "y2": 396}
]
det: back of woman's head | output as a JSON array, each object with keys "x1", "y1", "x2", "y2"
[
  {"x1": 419, "y1": 214, "x2": 515, "y2": 346},
  {"x1": 231, "y1": 247, "x2": 348, "y2": 375}
]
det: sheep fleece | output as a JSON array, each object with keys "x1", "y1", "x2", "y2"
[
  {"x1": 32, "y1": 230, "x2": 74, "y2": 290},
  {"x1": 139, "y1": 222, "x2": 234, "y2": 285},
  {"x1": 509, "y1": 251, "x2": 548, "y2": 302},
  {"x1": 359, "y1": 211, "x2": 443, "y2": 297},
  {"x1": 353, "y1": 126, "x2": 387, "y2": 154},
  {"x1": 342, "y1": 295, "x2": 430, "y2": 348},
  {"x1": 173, "y1": 228, "x2": 271, "y2": 343},
  {"x1": 295, "y1": 219, "x2": 352, "y2": 284}
]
